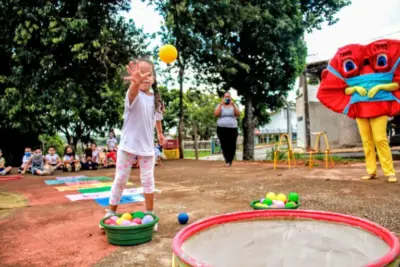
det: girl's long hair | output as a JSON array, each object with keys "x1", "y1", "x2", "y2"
[{"x1": 136, "y1": 58, "x2": 164, "y2": 114}]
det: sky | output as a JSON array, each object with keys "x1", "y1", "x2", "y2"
[{"x1": 122, "y1": 0, "x2": 400, "y2": 101}]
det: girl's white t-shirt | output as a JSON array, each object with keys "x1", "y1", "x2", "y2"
[{"x1": 119, "y1": 91, "x2": 163, "y2": 156}]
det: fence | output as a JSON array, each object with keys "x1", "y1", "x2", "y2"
[{"x1": 182, "y1": 140, "x2": 221, "y2": 154}]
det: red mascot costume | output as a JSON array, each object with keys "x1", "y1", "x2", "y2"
[{"x1": 317, "y1": 39, "x2": 400, "y2": 183}]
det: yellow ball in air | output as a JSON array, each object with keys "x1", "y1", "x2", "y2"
[{"x1": 159, "y1": 44, "x2": 178, "y2": 64}]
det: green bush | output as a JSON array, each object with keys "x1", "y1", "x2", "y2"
[{"x1": 39, "y1": 134, "x2": 66, "y2": 157}]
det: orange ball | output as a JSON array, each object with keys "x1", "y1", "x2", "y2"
[{"x1": 159, "y1": 44, "x2": 178, "y2": 64}]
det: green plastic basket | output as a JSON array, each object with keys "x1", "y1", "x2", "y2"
[
  {"x1": 250, "y1": 200, "x2": 301, "y2": 210},
  {"x1": 99, "y1": 212, "x2": 159, "y2": 246}
]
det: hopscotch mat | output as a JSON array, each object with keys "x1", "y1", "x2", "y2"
[
  {"x1": 54, "y1": 182, "x2": 133, "y2": 192},
  {"x1": 44, "y1": 175, "x2": 161, "y2": 206}
]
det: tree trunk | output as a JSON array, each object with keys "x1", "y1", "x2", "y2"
[
  {"x1": 178, "y1": 64, "x2": 185, "y2": 159},
  {"x1": 194, "y1": 123, "x2": 199, "y2": 160},
  {"x1": 242, "y1": 95, "x2": 255, "y2": 160}
]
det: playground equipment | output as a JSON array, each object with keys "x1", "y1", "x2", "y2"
[
  {"x1": 309, "y1": 132, "x2": 334, "y2": 169},
  {"x1": 273, "y1": 133, "x2": 296, "y2": 170}
]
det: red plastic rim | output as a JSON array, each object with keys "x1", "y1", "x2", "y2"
[{"x1": 172, "y1": 210, "x2": 400, "y2": 267}]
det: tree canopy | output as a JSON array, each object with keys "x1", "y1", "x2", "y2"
[
  {"x1": 0, "y1": 0, "x2": 148, "y2": 149},
  {"x1": 153, "y1": 0, "x2": 350, "y2": 159}
]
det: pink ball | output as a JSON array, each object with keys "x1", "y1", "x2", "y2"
[
  {"x1": 104, "y1": 218, "x2": 114, "y2": 225},
  {"x1": 110, "y1": 216, "x2": 119, "y2": 221},
  {"x1": 275, "y1": 201, "x2": 285, "y2": 208},
  {"x1": 132, "y1": 218, "x2": 142, "y2": 224},
  {"x1": 120, "y1": 220, "x2": 131, "y2": 226},
  {"x1": 130, "y1": 222, "x2": 139, "y2": 226}
]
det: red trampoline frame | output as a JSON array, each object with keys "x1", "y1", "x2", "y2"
[{"x1": 173, "y1": 210, "x2": 400, "y2": 267}]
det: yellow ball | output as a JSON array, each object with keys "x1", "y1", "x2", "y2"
[
  {"x1": 116, "y1": 218, "x2": 124, "y2": 225},
  {"x1": 159, "y1": 44, "x2": 178, "y2": 64},
  {"x1": 121, "y1": 213, "x2": 132, "y2": 221},
  {"x1": 276, "y1": 193, "x2": 287, "y2": 203},
  {"x1": 255, "y1": 203, "x2": 264, "y2": 207},
  {"x1": 265, "y1": 192, "x2": 276, "y2": 200}
]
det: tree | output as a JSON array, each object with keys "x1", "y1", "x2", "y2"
[
  {"x1": 159, "y1": 86, "x2": 220, "y2": 140},
  {"x1": 0, "y1": 0, "x2": 148, "y2": 150},
  {"x1": 144, "y1": 0, "x2": 204, "y2": 159},
  {"x1": 177, "y1": 0, "x2": 350, "y2": 160}
]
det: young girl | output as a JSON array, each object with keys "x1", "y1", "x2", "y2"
[
  {"x1": 107, "y1": 131, "x2": 118, "y2": 151},
  {"x1": 63, "y1": 146, "x2": 81, "y2": 172},
  {"x1": 100, "y1": 58, "x2": 165, "y2": 231}
]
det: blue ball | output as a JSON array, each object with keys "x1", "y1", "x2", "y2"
[{"x1": 178, "y1": 213, "x2": 189, "y2": 224}]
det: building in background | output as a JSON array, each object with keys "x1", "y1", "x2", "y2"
[{"x1": 255, "y1": 104, "x2": 297, "y2": 145}]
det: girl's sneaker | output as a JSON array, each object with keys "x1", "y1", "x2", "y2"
[
  {"x1": 153, "y1": 223, "x2": 158, "y2": 232},
  {"x1": 99, "y1": 209, "x2": 116, "y2": 230}
]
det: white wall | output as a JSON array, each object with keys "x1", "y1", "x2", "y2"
[{"x1": 259, "y1": 108, "x2": 297, "y2": 134}]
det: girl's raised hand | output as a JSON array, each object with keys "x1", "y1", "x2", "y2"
[{"x1": 124, "y1": 61, "x2": 152, "y2": 85}]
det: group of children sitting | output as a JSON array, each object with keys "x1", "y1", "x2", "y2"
[
  {"x1": 0, "y1": 130, "x2": 165, "y2": 177},
  {"x1": 0, "y1": 143, "x2": 165, "y2": 177}
]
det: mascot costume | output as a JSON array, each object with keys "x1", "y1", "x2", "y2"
[{"x1": 317, "y1": 39, "x2": 400, "y2": 183}]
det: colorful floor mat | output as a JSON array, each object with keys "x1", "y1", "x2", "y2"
[
  {"x1": 94, "y1": 194, "x2": 145, "y2": 207},
  {"x1": 55, "y1": 175, "x2": 88, "y2": 180},
  {"x1": 46, "y1": 176, "x2": 111, "y2": 185},
  {"x1": 78, "y1": 186, "x2": 112, "y2": 194},
  {"x1": 55, "y1": 182, "x2": 132, "y2": 192},
  {"x1": 66, "y1": 188, "x2": 145, "y2": 201}
]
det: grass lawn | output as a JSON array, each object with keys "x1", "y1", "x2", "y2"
[{"x1": 183, "y1": 150, "x2": 212, "y2": 158}]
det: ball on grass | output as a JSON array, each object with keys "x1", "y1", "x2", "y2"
[{"x1": 178, "y1": 213, "x2": 189, "y2": 225}]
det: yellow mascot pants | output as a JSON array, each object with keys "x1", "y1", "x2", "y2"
[{"x1": 356, "y1": 115, "x2": 395, "y2": 177}]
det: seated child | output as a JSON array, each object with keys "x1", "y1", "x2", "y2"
[
  {"x1": 18, "y1": 147, "x2": 32, "y2": 173},
  {"x1": 0, "y1": 149, "x2": 12, "y2": 175},
  {"x1": 81, "y1": 143, "x2": 99, "y2": 170},
  {"x1": 63, "y1": 146, "x2": 81, "y2": 172},
  {"x1": 22, "y1": 147, "x2": 51, "y2": 176},
  {"x1": 104, "y1": 144, "x2": 117, "y2": 168},
  {"x1": 45, "y1": 146, "x2": 62, "y2": 172}
]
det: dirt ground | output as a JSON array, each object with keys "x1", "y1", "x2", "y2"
[{"x1": 0, "y1": 160, "x2": 399, "y2": 267}]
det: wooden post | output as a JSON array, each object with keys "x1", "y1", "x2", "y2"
[
  {"x1": 194, "y1": 124, "x2": 199, "y2": 160},
  {"x1": 302, "y1": 71, "x2": 311, "y2": 150}
]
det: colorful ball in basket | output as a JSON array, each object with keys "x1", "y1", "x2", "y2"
[
  {"x1": 265, "y1": 192, "x2": 276, "y2": 200},
  {"x1": 121, "y1": 213, "x2": 133, "y2": 221},
  {"x1": 178, "y1": 213, "x2": 189, "y2": 225},
  {"x1": 116, "y1": 218, "x2": 125, "y2": 225},
  {"x1": 274, "y1": 201, "x2": 285, "y2": 208},
  {"x1": 120, "y1": 220, "x2": 131, "y2": 226},
  {"x1": 133, "y1": 218, "x2": 142, "y2": 225},
  {"x1": 285, "y1": 202, "x2": 296, "y2": 208},
  {"x1": 142, "y1": 215, "x2": 155, "y2": 224},
  {"x1": 159, "y1": 44, "x2": 178, "y2": 64},
  {"x1": 288, "y1": 192, "x2": 299, "y2": 203},
  {"x1": 262, "y1": 198, "x2": 273, "y2": 206},
  {"x1": 276, "y1": 194, "x2": 287, "y2": 203}
]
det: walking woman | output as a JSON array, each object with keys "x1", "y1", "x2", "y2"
[{"x1": 214, "y1": 92, "x2": 240, "y2": 167}]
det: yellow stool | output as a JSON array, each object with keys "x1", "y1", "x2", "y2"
[
  {"x1": 273, "y1": 133, "x2": 296, "y2": 170},
  {"x1": 309, "y1": 132, "x2": 334, "y2": 169}
]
